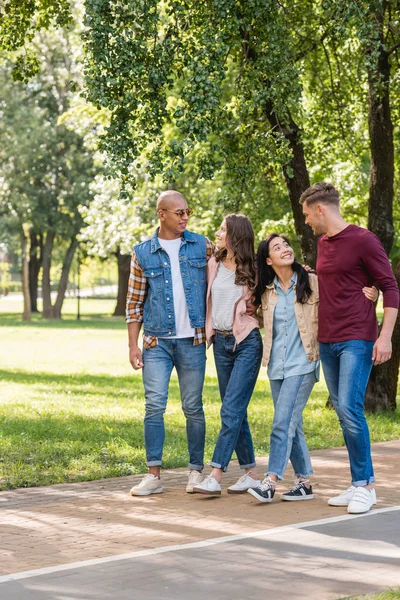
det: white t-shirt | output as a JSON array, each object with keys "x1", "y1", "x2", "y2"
[{"x1": 158, "y1": 237, "x2": 195, "y2": 338}]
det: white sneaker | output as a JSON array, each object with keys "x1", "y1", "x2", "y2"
[
  {"x1": 193, "y1": 475, "x2": 221, "y2": 496},
  {"x1": 328, "y1": 486, "x2": 357, "y2": 506},
  {"x1": 347, "y1": 487, "x2": 377, "y2": 514},
  {"x1": 186, "y1": 470, "x2": 203, "y2": 493},
  {"x1": 227, "y1": 473, "x2": 261, "y2": 494},
  {"x1": 130, "y1": 474, "x2": 163, "y2": 496}
]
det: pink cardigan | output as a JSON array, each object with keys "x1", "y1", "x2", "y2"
[{"x1": 205, "y1": 256, "x2": 259, "y2": 346}]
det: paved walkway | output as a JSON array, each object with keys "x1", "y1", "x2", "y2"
[{"x1": 1, "y1": 441, "x2": 400, "y2": 599}]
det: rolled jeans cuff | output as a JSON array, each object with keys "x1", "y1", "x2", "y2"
[
  {"x1": 209, "y1": 461, "x2": 227, "y2": 472},
  {"x1": 188, "y1": 463, "x2": 204, "y2": 471},
  {"x1": 239, "y1": 461, "x2": 257, "y2": 470},
  {"x1": 146, "y1": 460, "x2": 162, "y2": 467},
  {"x1": 210, "y1": 461, "x2": 256, "y2": 472},
  {"x1": 353, "y1": 476, "x2": 376, "y2": 487}
]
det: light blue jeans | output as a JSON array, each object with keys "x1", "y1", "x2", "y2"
[
  {"x1": 320, "y1": 340, "x2": 375, "y2": 486},
  {"x1": 142, "y1": 338, "x2": 206, "y2": 470},
  {"x1": 267, "y1": 372, "x2": 316, "y2": 479},
  {"x1": 211, "y1": 329, "x2": 263, "y2": 472}
]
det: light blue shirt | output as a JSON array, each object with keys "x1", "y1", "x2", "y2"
[{"x1": 268, "y1": 273, "x2": 320, "y2": 381}]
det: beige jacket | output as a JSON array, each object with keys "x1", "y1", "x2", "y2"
[
  {"x1": 261, "y1": 272, "x2": 319, "y2": 367},
  {"x1": 205, "y1": 257, "x2": 259, "y2": 346}
]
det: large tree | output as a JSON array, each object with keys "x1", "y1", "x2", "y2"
[
  {"x1": 313, "y1": 0, "x2": 400, "y2": 410},
  {"x1": 355, "y1": 0, "x2": 399, "y2": 411},
  {"x1": 0, "y1": 26, "x2": 98, "y2": 319},
  {"x1": 83, "y1": 0, "x2": 399, "y2": 409}
]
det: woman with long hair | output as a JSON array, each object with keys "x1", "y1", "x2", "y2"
[
  {"x1": 248, "y1": 233, "x2": 377, "y2": 504},
  {"x1": 192, "y1": 214, "x2": 263, "y2": 496}
]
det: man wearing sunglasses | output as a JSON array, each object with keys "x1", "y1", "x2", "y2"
[{"x1": 126, "y1": 190, "x2": 214, "y2": 496}]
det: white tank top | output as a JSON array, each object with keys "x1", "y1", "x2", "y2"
[{"x1": 211, "y1": 262, "x2": 243, "y2": 331}]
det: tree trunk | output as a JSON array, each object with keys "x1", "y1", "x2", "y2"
[
  {"x1": 365, "y1": 264, "x2": 400, "y2": 412},
  {"x1": 42, "y1": 230, "x2": 55, "y2": 318},
  {"x1": 366, "y1": 16, "x2": 394, "y2": 256},
  {"x1": 113, "y1": 250, "x2": 131, "y2": 317},
  {"x1": 21, "y1": 227, "x2": 31, "y2": 322},
  {"x1": 29, "y1": 232, "x2": 43, "y2": 313},
  {"x1": 364, "y1": 5, "x2": 398, "y2": 411},
  {"x1": 264, "y1": 105, "x2": 318, "y2": 267},
  {"x1": 53, "y1": 238, "x2": 79, "y2": 319}
]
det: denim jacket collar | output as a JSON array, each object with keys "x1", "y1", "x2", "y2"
[{"x1": 150, "y1": 227, "x2": 196, "y2": 253}]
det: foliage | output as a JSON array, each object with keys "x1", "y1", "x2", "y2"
[
  {"x1": 82, "y1": 0, "x2": 399, "y2": 245},
  {"x1": 83, "y1": 1, "x2": 301, "y2": 203},
  {"x1": 0, "y1": 0, "x2": 72, "y2": 80}
]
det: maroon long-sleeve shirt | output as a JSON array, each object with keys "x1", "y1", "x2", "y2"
[{"x1": 317, "y1": 224, "x2": 399, "y2": 343}]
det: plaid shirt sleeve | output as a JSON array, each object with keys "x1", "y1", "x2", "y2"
[
  {"x1": 125, "y1": 251, "x2": 158, "y2": 349},
  {"x1": 205, "y1": 237, "x2": 215, "y2": 261},
  {"x1": 125, "y1": 251, "x2": 147, "y2": 324}
]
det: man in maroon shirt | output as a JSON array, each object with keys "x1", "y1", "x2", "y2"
[{"x1": 300, "y1": 182, "x2": 399, "y2": 514}]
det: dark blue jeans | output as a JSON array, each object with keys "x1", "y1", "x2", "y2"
[
  {"x1": 320, "y1": 340, "x2": 375, "y2": 486},
  {"x1": 211, "y1": 329, "x2": 263, "y2": 472}
]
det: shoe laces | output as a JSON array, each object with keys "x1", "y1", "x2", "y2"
[
  {"x1": 294, "y1": 477, "x2": 310, "y2": 485},
  {"x1": 188, "y1": 470, "x2": 201, "y2": 482},
  {"x1": 290, "y1": 479, "x2": 309, "y2": 493},
  {"x1": 259, "y1": 476, "x2": 276, "y2": 491},
  {"x1": 202, "y1": 475, "x2": 218, "y2": 487}
]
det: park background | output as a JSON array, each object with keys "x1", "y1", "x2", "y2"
[{"x1": 0, "y1": 0, "x2": 399, "y2": 491}]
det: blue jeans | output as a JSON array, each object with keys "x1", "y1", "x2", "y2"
[
  {"x1": 211, "y1": 329, "x2": 263, "y2": 472},
  {"x1": 142, "y1": 338, "x2": 206, "y2": 470},
  {"x1": 320, "y1": 340, "x2": 375, "y2": 486},
  {"x1": 267, "y1": 372, "x2": 316, "y2": 480}
]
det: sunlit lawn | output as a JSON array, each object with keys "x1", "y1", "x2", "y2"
[
  {"x1": 0, "y1": 295, "x2": 399, "y2": 490},
  {"x1": 345, "y1": 589, "x2": 400, "y2": 600}
]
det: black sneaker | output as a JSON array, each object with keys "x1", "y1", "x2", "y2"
[
  {"x1": 281, "y1": 480, "x2": 313, "y2": 501},
  {"x1": 247, "y1": 477, "x2": 276, "y2": 503}
]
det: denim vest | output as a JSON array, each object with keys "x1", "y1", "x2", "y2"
[{"x1": 134, "y1": 228, "x2": 207, "y2": 337}]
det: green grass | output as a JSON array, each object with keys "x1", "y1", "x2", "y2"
[
  {"x1": 343, "y1": 589, "x2": 400, "y2": 599},
  {"x1": 0, "y1": 296, "x2": 399, "y2": 490}
]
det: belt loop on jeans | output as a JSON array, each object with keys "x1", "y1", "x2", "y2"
[{"x1": 215, "y1": 329, "x2": 234, "y2": 336}]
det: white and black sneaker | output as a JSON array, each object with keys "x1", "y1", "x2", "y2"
[
  {"x1": 281, "y1": 479, "x2": 313, "y2": 501},
  {"x1": 247, "y1": 476, "x2": 276, "y2": 503}
]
